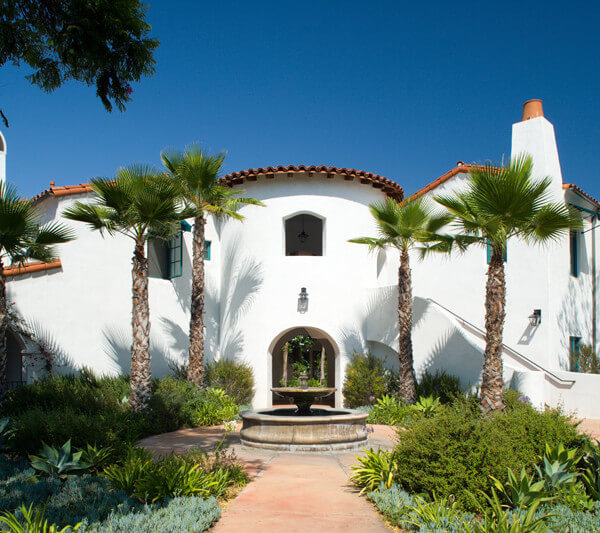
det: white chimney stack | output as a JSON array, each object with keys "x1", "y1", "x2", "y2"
[{"x1": 510, "y1": 99, "x2": 564, "y2": 201}]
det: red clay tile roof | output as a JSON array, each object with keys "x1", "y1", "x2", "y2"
[
  {"x1": 219, "y1": 165, "x2": 403, "y2": 201},
  {"x1": 31, "y1": 183, "x2": 92, "y2": 204},
  {"x1": 409, "y1": 164, "x2": 474, "y2": 200},
  {"x1": 563, "y1": 183, "x2": 600, "y2": 207},
  {"x1": 4, "y1": 260, "x2": 62, "y2": 278}
]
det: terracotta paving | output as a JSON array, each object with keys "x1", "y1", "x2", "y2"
[
  {"x1": 577, "y1": 418, "x2": 600, "y2": 440},
  {"x1": 140, "y1": 423, "x2": 396, "y2": 532}
]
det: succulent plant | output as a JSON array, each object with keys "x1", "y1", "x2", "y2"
[{"x1": 29, "y1": 440, "x2": 90, "y2": 479}]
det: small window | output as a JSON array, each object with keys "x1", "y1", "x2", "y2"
[
  {"x1": 569, "y1": 336, "x2": 582, "y2": 371},
  {"x1": 486, "y1": 243, "x2": 507, "y2": 264},
  {"x1": 570, "y1": 231, "x2": 579, "y2": 277},
  {"x1": 169, "y1": 231, "x2": 183, "y2": 278},
  {"x1": 285, "y1": 214, "x2": 323, "y2": 256},
  {"x1": 204, "y1": 240, "x2": 211, "y2": 260},
  {"x1": 148, "y1": 231, "x2": 183, "y2": 279}
]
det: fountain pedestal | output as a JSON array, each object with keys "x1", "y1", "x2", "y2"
[{"x1": 239, "y1": 385, "x2": 368, "y2": 452}]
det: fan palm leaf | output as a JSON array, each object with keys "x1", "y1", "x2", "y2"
[
  {"x1": 64, "y1": 165, "x2": 187, "y2": 411},
  {"x1": 432, "y1": 153, "x2": 582, "y2": 413},
  {"x1": 349, "y1": 197, "x2": 452, "y2": 403},
  {"x1": 161, "y1": 144, "x2": 264, "y2": 386},
  {"x1": 0, "y1": 183, "x2": 74, "y2": 401}
]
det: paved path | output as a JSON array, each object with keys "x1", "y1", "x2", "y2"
[{"x1": 140, "y1": 423, "x2": 396, "y2": 532}]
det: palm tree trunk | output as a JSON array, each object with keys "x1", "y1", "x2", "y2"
[
  {"x1": 188, "y1": 215, "x2": 206, "y2": 386},
  {"x1": 398, "y1": 249, "x2": 417, "y2": 403},
  {"x1": 130, "y1": 242, "x2": 151, "y2": 411},
  {"x1": 480, "y1": 246, "x2": 506, "y2": 414},
  {"x1": 0, "y1": 266, "x2": 7, "y2": 405}
]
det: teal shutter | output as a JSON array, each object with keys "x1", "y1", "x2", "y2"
[
  {"x1": 570, "y1": 231, "x2": 578, "y2": 277},
  {"x1": 204, "y1": 240, "x2": 211, "y2": 261},
  {"x1": 168, "y1": 231, "x2": 183, "y2": 278}
]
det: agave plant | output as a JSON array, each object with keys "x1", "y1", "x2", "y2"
[
  {"x1": 542, "y1": 442, "x2": 581, "y2": 472},
  {"x1": 0, "y1": 503, "x2": 81, "y2": 532},
  {"x1": 78, "y1": 443, "x2": 114, "y2": 474},
  {"x1": 29, "y1": 440, "x2": 90, "y2": 479},
  {"x1": 411, "y1": 396, "x2": 441, "y2": 417},
  {"x1": 536, "y1": 456, "x2": 578, "y2": 492},
  {"x1": 350, "y1": 448, "x2": 398, "y2": 494},
  {"x1": 491, "y1": 468, "x2": 549, "y2": 508}
]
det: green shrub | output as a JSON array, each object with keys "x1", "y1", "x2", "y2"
[
  {"x1": 342, "y1": 352, "x2": 389, "y2": 408},
  {"x1": 205, "y1": 360, "x2": 254, "y2": 405},
  {"x1": 4, "y1": 375, "x2": 238, "y2": 456},
  {"x1": 365, "y1": 395, "x2": 407, "y2": 425},
  {"x1": 151, "y1": 378, "x2": 238, "y2": 427},
  {"x1": 416, "y1": 369, "x2": 462, "y2": 403},
  {"x1": 392, "y1": 391, "x2": 579, "y2": 510},
  {"x1": 87, "y1": 496, "x2": 221, "y2": 533},
  {"x1": 104, "y1": 448, "x2": 244, "y2": 503}
]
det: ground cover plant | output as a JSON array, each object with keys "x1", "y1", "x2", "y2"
[{"x1": 0, "y1": 433, "x2": 247, "y2": 532}]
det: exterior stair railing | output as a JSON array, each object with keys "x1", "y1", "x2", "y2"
[{"x1": 425, "y1": 298, "x2": 576, "y2": 387}]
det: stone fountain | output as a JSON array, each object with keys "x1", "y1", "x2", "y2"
[{"x1": 240, "y1": 372, "x2": 367, "y2": 451}]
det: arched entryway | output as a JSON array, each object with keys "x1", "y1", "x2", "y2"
[{"x1": 269, "y1": 327, "x2": 337, "y2": 407}]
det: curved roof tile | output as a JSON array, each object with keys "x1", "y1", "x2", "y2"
[{"x1": 219, "y1": 164, "x2": 403, "y2": 200}]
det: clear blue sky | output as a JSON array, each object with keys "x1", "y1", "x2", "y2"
[{"x1": 2, "y1": 0, "x2": 599, "y2": 199}]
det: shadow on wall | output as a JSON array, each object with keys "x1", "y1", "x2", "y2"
[
  {"x1": 22, "y1": 318, "x2": 78, "y2": 376},
  {"x1": 556, "y1": 273, "x2": 594, "y2": 370},
  {"x1": 340, "y1": 290, "x2": 483, "y2": 389},
  {"x1": 417, "y1": 328, "x2": 483, "y2": 387},
  {"x1": 210, "y1": 241, "x2": 264, "y2": 363},
  {"x1": 102, "y1": 326, "x2": 178, "y2": 378}
]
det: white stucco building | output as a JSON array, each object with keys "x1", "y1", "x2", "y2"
[{"x1": 6, "y1": 100, "x2": 600, "y2": 415}]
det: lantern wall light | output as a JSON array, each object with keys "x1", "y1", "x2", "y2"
[
  {"x1": 529, "y1": 309, "x2": 542, "y2": 327},
  {"x1": 298, "y1": 287, "x2": 308, "y2": 313}
]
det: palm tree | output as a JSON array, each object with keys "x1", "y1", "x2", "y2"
[
  {"x1": 349, "y1": 198, "x2": 451, "y2": 404},
  {"x1": 161, "y1": 146, "x2": 264, "y2": 387},
  {"x1": 0, "y1": 183, "x2": 73, "y2": 401},
  {"x1": 63, "y1": 165, "x2": 188, "y2": 411},
  {"x1": 434, "y1": 154, "x2": 582, "y2": 413}
]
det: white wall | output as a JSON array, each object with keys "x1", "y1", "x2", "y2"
[{"x1": 7, "y1": 113, "x2": 600, "y2": 416}]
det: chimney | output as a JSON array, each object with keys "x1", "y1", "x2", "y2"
[
  {"x1": 521, "y1": 99, "x2": 544, "y2": 121},
  {"x1": 511, "y1": 99, "x2": 563, "y2": 201}
]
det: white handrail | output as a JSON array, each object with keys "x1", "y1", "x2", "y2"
[{"x1": 425, "y1": 298, "x2": 576, "y2": 387}]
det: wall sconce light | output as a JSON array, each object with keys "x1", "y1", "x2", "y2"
[
  {"x1": 529, "y1": 309, "x2": 542, "y2": 327},
  {"x1": 298, "y1": 287, "x2": 308, "y2": 313}
]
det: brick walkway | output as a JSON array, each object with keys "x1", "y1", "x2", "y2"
[{"x1": 139, "y1": 423, "x2": 396, "y2": 532}]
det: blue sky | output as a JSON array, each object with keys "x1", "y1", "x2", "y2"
[{"x1": 2, "y1": 0, "x2": 599, "y2": 199}]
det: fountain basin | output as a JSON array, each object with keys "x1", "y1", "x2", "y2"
[{"x1": 240, "y1": 407, "x2": 368, "y2": 452}]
